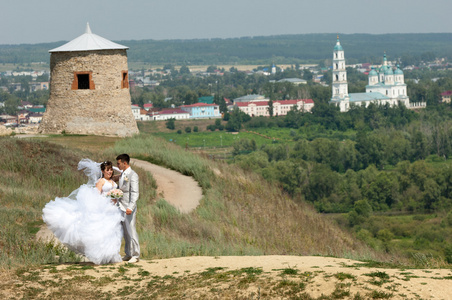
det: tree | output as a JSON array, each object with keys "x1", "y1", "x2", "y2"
[
  {"x1": 302, "y1": 69, "x2": 313, "y2": 81},
  {"x1": 348, "y1": 200, "x2": 372, "y2": 226},
  {"x1": 219, "y1": 97, "x2": 228, "y2": 114},
  {"x1": 179, "y1": 65, "x2": 190, "y2": 75},
  {"x1": 226, "y1": 107, "x2": 246, "y2": 132},
  {"x1": 268, "y1": 99, "x2": 274, "y2": 117},
  {"x1": 183, "y1": 90, "x2": 198, "y2": 105},
  {"x1": 206, "y1": 65, "x2": 217, "y2": 73},
  {"x1": 166, "y1": 118, "x2": 175, "y2": 130}
]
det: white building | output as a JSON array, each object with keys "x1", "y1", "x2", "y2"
[
  {"x1": 148, "y1": 108, "x2": 190, "y2": 121},
  {"x1": 235, "y1": 99, "x2": 314, "y2": 117},
  {"x1": 277, "y1": 78, "x2": 307, "y2": 85},
  {"x1": 131, "y1": 105, "x2": 141, "y2": 120},
  {"x1": 329, "y1": 37, "x2": 412, "y2": 112}
]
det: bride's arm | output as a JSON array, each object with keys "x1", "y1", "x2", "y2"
[{"x1": 95, "y1": 178, "x2": 105, "y2": 193}]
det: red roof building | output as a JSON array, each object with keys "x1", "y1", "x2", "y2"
[
  {"x1": 143, "y1": 103, "x2": 154, "y2": 110},
  {"x1": 441, "y1": 91, "x2": 452, "y2": 103}
]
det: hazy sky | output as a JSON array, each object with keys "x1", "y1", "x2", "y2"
[{"x1": 2, "y1": 0, "x2": 451, "y2": 45}]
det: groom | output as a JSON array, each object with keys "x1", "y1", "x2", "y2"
[{"x1": 116, "y1": 153, "x2": 140, "y2": 263}]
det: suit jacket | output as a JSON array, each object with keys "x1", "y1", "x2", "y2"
[{"x1": 117, "y1": 167, "x2": 139, "y2": 212}]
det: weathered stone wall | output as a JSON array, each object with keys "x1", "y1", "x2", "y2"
[{"x1": 39, "y1": 50, "x2": 139, "y2": 137}]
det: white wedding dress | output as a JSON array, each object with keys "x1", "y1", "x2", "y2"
[{"x1": 42, "y1": 159, "x2": 123, "y2": 264}]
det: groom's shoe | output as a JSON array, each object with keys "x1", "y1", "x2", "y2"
[
  {"x1": 128, "y1": 256, "x2": 139, "y2": 263},
  {"x1": 122, "y1": 255, "x2": 132, "y2": 261}
]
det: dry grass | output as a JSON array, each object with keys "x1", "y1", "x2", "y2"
[{"x1": 43, "y1": 135, "x2": 122, "y2": 152}]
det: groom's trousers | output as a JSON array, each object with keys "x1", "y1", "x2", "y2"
[{"x1": 122, "y1": 208, "x2": 140, "y2": 258}]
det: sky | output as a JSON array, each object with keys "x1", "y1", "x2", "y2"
[{"x1": 1, "y1": 0, "x2": 451, "y2": 45}]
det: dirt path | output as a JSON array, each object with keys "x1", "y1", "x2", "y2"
[{"x1": 130, "y1": 158, "x2": 202, "y2": 213}]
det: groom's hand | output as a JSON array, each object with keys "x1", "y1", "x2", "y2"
[{"x1": 126, "y1": 208, "x2": 132, "y2": 215}]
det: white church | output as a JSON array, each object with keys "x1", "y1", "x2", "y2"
[{"x1": 329, "y1": 36, "x2": 415, "y2": 112}]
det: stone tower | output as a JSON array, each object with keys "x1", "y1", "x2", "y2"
[{"x1": 39, "y1": 23, "x2": 139, "y2": 137}]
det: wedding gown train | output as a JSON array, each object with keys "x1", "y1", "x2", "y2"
[{"x1": 42, "y1": 159, "x2": 123, "y2": 264}]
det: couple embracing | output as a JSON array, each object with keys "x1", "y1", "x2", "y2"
[{"x1": 43, "y1": 154, "x2": 140, "y2": 264}]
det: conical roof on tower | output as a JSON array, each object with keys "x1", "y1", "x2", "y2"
[{"x1": 49, "y1": 23, "x2": 128, "y2": 53}]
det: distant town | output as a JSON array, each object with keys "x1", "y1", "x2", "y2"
[{"x1": 0, "y1": 47, "x2": 451, "y2": 133}]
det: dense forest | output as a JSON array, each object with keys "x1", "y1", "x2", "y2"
[{"x1": 1, "y1": 33, "x2": 452, "y2": 65}]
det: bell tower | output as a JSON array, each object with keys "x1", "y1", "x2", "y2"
[{"x1": 331, "y1": 35, "x2": 348, "y2": 99}]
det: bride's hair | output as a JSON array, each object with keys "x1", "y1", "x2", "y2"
[{"x1": 100, "y1": 161, "x2": 113, "y2": 178}]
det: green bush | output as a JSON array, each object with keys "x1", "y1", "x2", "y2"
[
  {"x1": 166, "y1": 118, "x2": 176, "y2": 130},
  {"x1": 376, "y1": 229, "x2": 394, "y2": 243}
]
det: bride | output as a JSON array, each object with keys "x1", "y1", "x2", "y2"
[{"x1": 42, "y1": 159, "x2": 123, "y2": 264}]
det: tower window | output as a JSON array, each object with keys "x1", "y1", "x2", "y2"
[
  {"x1": 121, "y1": 71, "x2": 129, "y2": 89},
  {"x1": 71, "y1": 71, "x2": 94, "y2": 90},
  {"x1": 77, "y1": 74, "x2": 90, "y2": 89}
]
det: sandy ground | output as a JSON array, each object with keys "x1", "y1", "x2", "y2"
[
  {"x1": 8, "y1": 255, "x2": 452, "y2": 299},
  {"x1": 33, "y1": 159, "x2": 452, "y2": 299},
  {"x1": 121, "y1": 256, "x2": 452, "y2": 299}
]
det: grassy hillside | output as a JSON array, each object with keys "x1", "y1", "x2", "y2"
[{"x1": 0, "y1": 134, "x2": 394, "y2": 273}]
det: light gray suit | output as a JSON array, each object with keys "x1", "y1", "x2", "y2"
[{"x1": 118, "y1": 167, "x2": 140, "y2": 258}]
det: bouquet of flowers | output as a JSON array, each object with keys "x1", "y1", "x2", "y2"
[{"x1": 107, "y1": 189, "x2": 123, "y2": 200}]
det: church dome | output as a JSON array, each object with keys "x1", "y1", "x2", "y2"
[
  {"x1": 369, "y1": 67, "x2": 378, "y2": 76},
  {"x1": 334, "y1": 36, "x2": 343, "y2": 51},
  {"x1": 385, "y1": 67, "x2": 394, "y2": 75},
  {"x1": 394, "y1": 65, "x2": 404, "y2": 75},
  {"x1": 334, "y1": 43, "x2": 343, "y2": 51}
]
